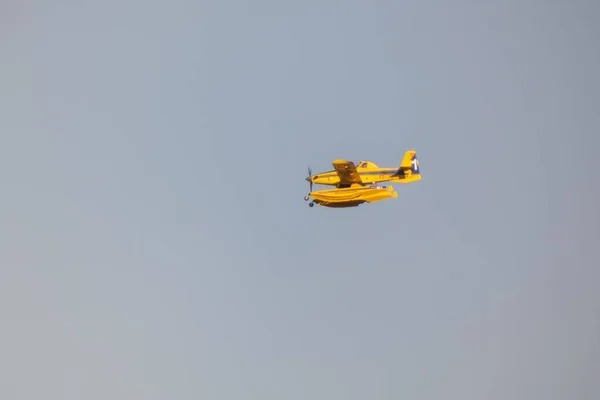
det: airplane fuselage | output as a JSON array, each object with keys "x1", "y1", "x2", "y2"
[{"x1": 309, "y1": 167, "x2": 421, "y2": 187}]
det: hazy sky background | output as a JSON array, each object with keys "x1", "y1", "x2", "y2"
[{"x1": 1, "y1": 1, "x2": 599, "y2": 399}]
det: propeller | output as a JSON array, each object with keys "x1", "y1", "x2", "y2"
[{"x1": 306, "y1": 165, "x2": 313, "y2": 193}]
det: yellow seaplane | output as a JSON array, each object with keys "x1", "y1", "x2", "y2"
[{"x1": 304, "y1": 150, "x2": 421, "y2": 208}]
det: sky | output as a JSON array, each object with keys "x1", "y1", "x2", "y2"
[{"x1": 1, "y1": 0, "x2": 599, "y2": 399}]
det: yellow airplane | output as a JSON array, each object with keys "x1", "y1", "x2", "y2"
[{"x1": 304, "y1": 150, "x2": 420, "y2": 208}]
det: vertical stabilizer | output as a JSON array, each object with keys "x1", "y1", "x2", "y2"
[{"x1": 400, "y1": 150, "x2": 419, "y2": 173}]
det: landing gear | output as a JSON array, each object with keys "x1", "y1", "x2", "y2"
[{"x1": 304, "y1": 194, "x2": 314, "y2": 207}]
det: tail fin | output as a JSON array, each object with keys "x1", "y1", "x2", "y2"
[{"x1": 399, "y1": 150, "x2": 420, "y2": 174}]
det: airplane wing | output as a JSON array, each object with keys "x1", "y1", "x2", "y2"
[{"x1": 332, "y1": 160, "x2": 362, "y2": 185}]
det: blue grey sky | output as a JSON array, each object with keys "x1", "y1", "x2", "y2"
[{"x1": 2, "y1": 1, "x2": 599, "y2": 399}]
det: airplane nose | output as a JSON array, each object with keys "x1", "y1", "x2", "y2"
[{"x1": 305, "y1": 176, "x2": 310, "y2": 182}]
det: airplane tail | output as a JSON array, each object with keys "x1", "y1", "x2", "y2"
[{"x1": 399, "y1": 150, "x2": 420, "y2": 175}]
